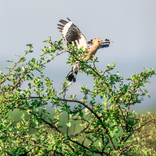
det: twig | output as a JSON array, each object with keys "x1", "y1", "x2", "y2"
[
  {"x1": 58, "y1": 98, "x2": 116, "y2": 151},
  {"x1": 0, "y1": 51, "x2": 28, "y2": 85},
  {"x1": 124, "y1": 118, "x2": 153, "y2": 143}
]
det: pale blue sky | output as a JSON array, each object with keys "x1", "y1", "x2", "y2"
[{"x1": 0, "y1": 0, "x2": 156, "y2": 112}]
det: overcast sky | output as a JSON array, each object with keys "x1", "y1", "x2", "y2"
[{"x1": 0, "y1": 0, "x2": 156, "y2": 113}]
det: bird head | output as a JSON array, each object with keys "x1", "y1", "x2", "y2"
[{"x1": 88, "y1": 38, "x2": 112, "y2": 48}]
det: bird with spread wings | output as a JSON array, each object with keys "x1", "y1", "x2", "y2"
[{"x1": 57, "y1": 18, "x2": 111, "y2": 82}]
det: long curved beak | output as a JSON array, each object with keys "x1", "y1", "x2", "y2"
[{"x1": 102, "y1": 40, "x2": 113, "y2": 43}]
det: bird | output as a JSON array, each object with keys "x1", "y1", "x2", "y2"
[{"x1": 57, "y1": 18, "x2": 111, "y2": 82}]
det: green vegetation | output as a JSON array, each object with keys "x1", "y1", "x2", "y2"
[{"x1": 0, "y1": 38, "x2": 156, "y2": 155}]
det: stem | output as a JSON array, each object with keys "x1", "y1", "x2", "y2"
[
  {"x1": 58, "y1": 98, "x2": 116, "y2": 150},
  {"x1": 124, "y1": 118, "x2": 153, "y2": 143}
]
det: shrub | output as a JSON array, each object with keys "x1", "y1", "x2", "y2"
[{"x1": 0, "y1": 38, "x2": 156, "y2": 155}]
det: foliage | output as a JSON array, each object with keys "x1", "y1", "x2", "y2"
[{"x1": 0, "y1": 37, "x2": 156, "y2": 156}]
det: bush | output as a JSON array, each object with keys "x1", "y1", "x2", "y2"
[{"x1": 0, "y1": 37, "x2": 156, "y2": 155}]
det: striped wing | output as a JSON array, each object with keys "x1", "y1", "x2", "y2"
[{"x1": 57, "y1": 18, "x2": 88, "y2": 50}]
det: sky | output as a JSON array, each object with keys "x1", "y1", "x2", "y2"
[{"x1": 0, "y1": 0, "x2": 156, "y2": 113}]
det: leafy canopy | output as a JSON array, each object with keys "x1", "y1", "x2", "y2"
[{"x1": 0, "y1": 37, "x2": 156, "y2": 155}]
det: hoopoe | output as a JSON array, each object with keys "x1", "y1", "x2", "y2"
[{"x1": 57, "y1": 18, "x2": 111, "y2": 82}]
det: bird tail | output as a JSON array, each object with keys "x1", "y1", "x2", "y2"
[{"x1": 66, "y1": 64, "x2": 79, "y2": 82}]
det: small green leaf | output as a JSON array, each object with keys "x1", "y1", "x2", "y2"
[{"x1": 66, "y1": 122, "x2": 71, "y2": 127}]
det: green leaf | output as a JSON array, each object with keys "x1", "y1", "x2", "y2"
[
  {"x1": 66, "y1": 122, "x2": 71, "y2": 127},
  {"x1": 6, "y1": 66, "x2": 12, "y2": 69},
  {"x1": 26, "y1": 43, "x2": 33, "y2": 47}
]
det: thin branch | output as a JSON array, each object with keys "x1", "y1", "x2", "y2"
[
  {"x1": 70, "y1": 124, "x2": 90, "y2": 137},
  {"x1": 118, "y1": 105, "x2": 127, "y2": 132},
  {"x1": 66, "y1": 50, "x2": 103, "y2": 79},
  {"x1": 126, "y1": 87, "x2": 135, "y2": 132},
  {"x1": 124, "y1": 118, "x2": 153, "y2": 143},
  {"x1": 7, "y1": 131, "x2": 47, "y2": 149},
  {"x1": 69, "y1": 137, "x2": 103, "y2": 155},
  {"x1": 81, "y1": 138, "x2": 98, "y2": 156},
  {"x1": 40, "y1": 50, "x2": 66, "y2": 67},
  {"x1": 58, "y1": 98, "x2": 116, "y2": 151},
  {"x1": 0, "y1": 51, "x2": 28, "y2": 85},
  {"x1": 118, "y1": 141, "x2": 138, "y2": 156},
  {"x1": 82, "y1": 134, "x2": 87, "y2": 146}
]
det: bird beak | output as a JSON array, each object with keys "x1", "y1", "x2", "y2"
[
  {"x1": 100, "y1": 39, "x2": 112, "y2": 48},
  {"x1": 102, "y1": 40, "x2": 113, "y2": 43}
]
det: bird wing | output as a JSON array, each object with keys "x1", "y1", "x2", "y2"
[{"x1": 57, "y1": 18, "x2": 88, "y2": 50}]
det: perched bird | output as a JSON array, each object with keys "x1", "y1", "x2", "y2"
[{"x1": 57, "y1": 18, "x2": 111, "y2": 82}]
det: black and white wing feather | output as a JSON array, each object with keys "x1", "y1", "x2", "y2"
[
  {"x1": 57, "y1": 18, "x2": 88, "y2": 50},
  {"x1": 57, "y1": 18, "x2": 88, "y2": 82},
  {"x1": 66, "y1": 64, "x2": 79, "y2": 82}
]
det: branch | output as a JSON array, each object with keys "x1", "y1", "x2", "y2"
[
  {"x1": 7, "y1": 131, "x2": 47, "y2": 149},
  {"x1": 118, "y1": 141, "x2": 138, "y2": 156},
  {"x1": 0, "y1": 51, "x2": 28, "y2": 85},
  {"x1": 58, "y1": 98, "x2": 116, "y2": 150},
  {"x1": 68, "y1": 137, "x2": 104, "y2": 155},
  {"x1": 66, "y1": 50, "x2": 103, "y2": 78},
  {"x1": 124, "y1": 118, "x2": 153, "y2": 143},
  {"x1": 40, "y1": 50, "x2": 66, "y2": 67},
  {"x1": 69, "y1": 124, "x2": 90, "y2": 137}
]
